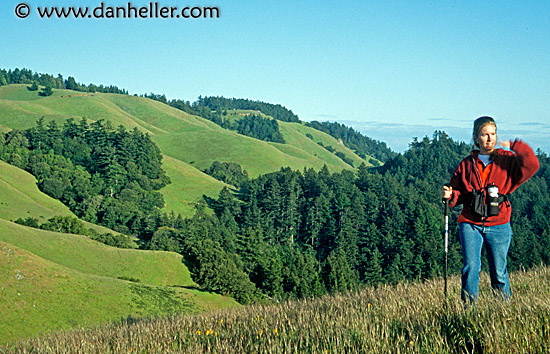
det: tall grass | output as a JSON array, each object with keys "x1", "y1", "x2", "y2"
[{"x1": 4, "y1": 266, "x2": 549, "y2": 353}]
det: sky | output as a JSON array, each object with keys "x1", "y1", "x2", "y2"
[{"x1": 2, "y1": 0, "x2": 550, "y2": 153}]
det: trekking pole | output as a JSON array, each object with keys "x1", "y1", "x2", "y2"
[
  {"x1": 444, "y1": 197, "x2": 449, "y2": 297},
  {"x1": 443, "y1": 184, "x2": 451, "y2": 298}
]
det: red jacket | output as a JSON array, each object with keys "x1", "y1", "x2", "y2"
[{"x1": 448, "y1": 140, "x2": 540, "y2": 226}]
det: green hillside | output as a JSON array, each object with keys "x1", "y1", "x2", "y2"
[
  {"x1": 0, "y1": 160, "x2": 118, "y2": 236},
  {"x1": 279, "y1": 121, "x2": 366, "y2": 168},
  {"x1": 0, "y1": 219, "x2": 194, "y2": 287},
  {"x1": 0, "y1": 160, "x2": 191, "y2": 286},
  {"x1": 0, "y1": 84, "x2": 374, "y2": 216},
  {"x1": 0, "y1": 158, "x2": 238, "y2": 345},
  {"x1": 0, "y1": 83, "x2": 376, "y2": 345},
  {"x1": 160, "y1": 155, "x2": 231, "y2": 218},
  {"x1": 0, "y1": 160, "x2": 72, "y2": 221},
  {"x1": 0, "y1": 238, "x2": 237, "y2": 345}
]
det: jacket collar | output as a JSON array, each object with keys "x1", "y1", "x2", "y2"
[{"x1": 470, "y1": 148, "x2": 504, "y2": 160}]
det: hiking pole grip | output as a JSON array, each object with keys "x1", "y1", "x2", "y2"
[{"x1": 443, "y1": 183, "x2": 451, "y2": 253}]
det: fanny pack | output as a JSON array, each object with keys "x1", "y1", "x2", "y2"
[{"x1": 468, "y1": 188, "x2": 508, "y2": 218}]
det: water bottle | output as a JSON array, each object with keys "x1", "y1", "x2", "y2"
[{"x1": 487, "y1": 183, "x2": 500, "y2": 216}]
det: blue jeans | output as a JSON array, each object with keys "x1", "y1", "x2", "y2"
[{"x1": 459, "y1": 222, "x2": 512, "y2": 303}]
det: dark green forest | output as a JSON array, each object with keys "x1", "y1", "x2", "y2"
[
  {"x1": 0, "y1": 68, "x2": 128, "y2": 94},
  {"x1": 1, "y1": 117, "x2": 170, "y2": 238},
  {"x1": 194, "y1": 96, "x2": 301, "y2": 123},
  {"x1": 142, "y1": 94, "x2": 300, "y2": 124},
  {"x1": 306, "y1": 120, "x2": 396, "y2": 164},
  {"x1": 151, "y1": 96, "x2": 292, "y2": 143},
  {"x1": 2, "y1": 117, "x2": 549, "y2": 304},
  {"x1": 231, "y1": 114, "x2": 285, "y2": 143},
  {"x1": 204, "y1": 161, "x2": 249, "y2": 187}
]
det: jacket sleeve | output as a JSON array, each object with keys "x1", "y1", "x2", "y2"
[
  {"x1": 448, "y1": 160, "x2": 467, "y2": 208},
  {"x1": 508, "y1": 139, "x2": 540, "y2": 192}
]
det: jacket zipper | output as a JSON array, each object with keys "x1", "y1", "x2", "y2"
[
  {"x1": 471, "y1": 155, "x2": 484, "y2": 188},
  {"x1": 471, "y1": 155, "x2": 488, "y2": 226}
]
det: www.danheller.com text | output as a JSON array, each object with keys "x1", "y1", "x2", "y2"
[{"x1": 16, "y1": 2, "x2": 220, "y2": 19}]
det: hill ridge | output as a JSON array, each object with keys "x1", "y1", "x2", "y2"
[{"x1": 0, "y1": 84, "x2": 376, "y2": 217}]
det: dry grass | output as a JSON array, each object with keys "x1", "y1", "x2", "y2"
[{"x1": 3, "y1": 266, "x2": 550, "y2": 353}]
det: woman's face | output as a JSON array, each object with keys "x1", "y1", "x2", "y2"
[{"x1": 475, "y1": 124, "x2": 497, "y2": 154}]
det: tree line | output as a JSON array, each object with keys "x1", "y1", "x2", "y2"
[
  {"x1": 230, "y1": 114, "x2": 285, "y2": 143},
  {"x1": 2, "y1": 68, "x2": 391, "y2": 162},
  {"x1": 204, "y1": 161, "x2": 249, "y2": 187},
  {"x1": 194, "y1": 96, "x2": 301, "y2": 123},
  {"x1": 306, "y1": 121, "x2": 395, "y2": 164},
  {"x1": 142, "y1": 94, "x2": 287, "y2": 143},
  {"x1": 1, "y1": 117, "x2": 169, "y2": 239},
  {"x1": 197, "y1": 131, "x2": 550, "y2": 301},
  {"x1": 143, "y1": 95, "x2": 291, "y2": 143},
  {"x1": 142, "y1": 94, "x2": 300, "y2": 124},
  {"x1": 15, "y1": 215, "x2": 135, "y2": 248},
  {"x1": 3, "y1": 121, "x2": 549, "y2": 304},
  {"x1": 0, "y1": 68, "x2": 128, "y2": 94}
]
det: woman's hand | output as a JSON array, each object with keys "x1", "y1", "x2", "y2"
[
  {"x1": 499, "y1": 140, "x2": 511, "y2": 149},
  {"x1": 442, "y1": 185, "x2": 452, "y2": 200}
]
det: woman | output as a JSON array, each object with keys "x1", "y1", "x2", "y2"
[{"x1": 442, "y1": 116, "x2": 539, "y2": 303}]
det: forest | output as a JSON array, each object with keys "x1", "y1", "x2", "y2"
[
  {"x1": 0, "y1": 68, "x2": 128, "y2": 94},
  {"x1": 193, "y1": 96, "x2": 301, "y2": 123},
  {"x1": 140, "y1": 94, "x2": 300, "y2": 124},
  {"x1": 306, "y1": 120, "x2": 395, "y2": 164},
  {"x1": 156, "y1": 96, "x2": 293, "y2": 143},
  {"x1": 1, "y1": 117, "x2": 170, "y2": 239},
  {"x1": 2, "y1": 115, "x2": 549, "y2": 304}
]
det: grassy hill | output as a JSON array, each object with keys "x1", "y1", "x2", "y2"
[
  {"x1": 0, "y1": 84, "x2": 376, "y2": 216},
  {"x1": 0, "y1": 83, "x2": 379, "y2": 346},
  {"x1": 160, "y1": 155, "x2": 231, "y2": 218},
  {"x1": 4, "y1": 266, "x2": 550, "y2": 352},
  {"x1": 0, "y1": 159, "x2": 238, "y2": 345},
  {"x1": 0, "y1": 160, "x2": 120, "y2": 236},
  {"x1": 0, "y1": 238, "x2": 237, "y2": 346},
  {"x1": 0, "y1": 219, "x2": 193, "y2": 287},
  {"x1": 0, "y1": 160, "x2": 73, "y2": 222}
]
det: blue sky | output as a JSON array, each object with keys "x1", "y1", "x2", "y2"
[{"x1": 2, "y1": 0, "x2": 550, "y2": 152}]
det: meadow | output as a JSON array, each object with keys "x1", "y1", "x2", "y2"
[
  {"x1": 3, "y1": 266, "x2": 549, "y2": 353},
  {"x1": 0, "y1": 160, "x2": 238, "y2": 345}
]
